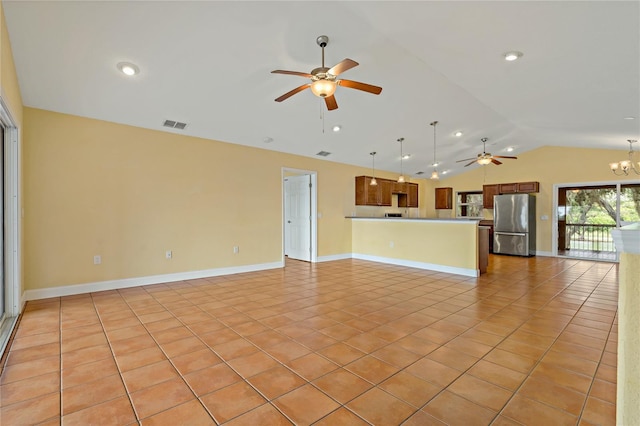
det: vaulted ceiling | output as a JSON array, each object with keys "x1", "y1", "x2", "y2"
[{"x1": 4, "y1": 1, "x2": 639, "y2": 177}]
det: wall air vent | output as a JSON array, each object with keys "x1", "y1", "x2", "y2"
[
  {"x1": 163, "y1": 120, "x2": 188, "y2": 130},
  {"x1": 316, "y1": 151, "x2": 331, "y2": 157}
]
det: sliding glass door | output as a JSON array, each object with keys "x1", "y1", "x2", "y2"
[{"x1": 557, "y1": 183, "x2": 640, "y2": 261}]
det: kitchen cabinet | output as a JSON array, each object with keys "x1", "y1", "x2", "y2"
[
  {"x1": 379, "y1": 179, "x2": 393, "y2": 206},
  {"x1": 498, "y1": 182, "x2": 518, "y2": 194},
  {"x1": 399, "y1": 183, "x2": 419, "y2": 208},
  {"x1": 499, "y1": 181, "x2": 540, "y2": 194},
  {"x1": 483, "y1": 184, "x2": 500, "y2": 209},
  {"x1": 479, "y1": 220, "x2": 494, "y2": 253},
  {"x1": 355, "y1": 176, "x2": 392, "y2": 206},
  {"x1": 355, "y1": 177, "x2": 417, "y2": 207},
  {"x1": 517, "y1": 181, "x2": 540, "y2": 193},
  {"x1": 435, "y1": 187, "x2": 453, "y2": 209},
  {"x1": 483, "y1": 182, "x2": 539, "y2": 208},
  {"x1": 392, "y1": 182, "x2": 407, "y2": 194}
]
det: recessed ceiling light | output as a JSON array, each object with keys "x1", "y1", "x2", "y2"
[
  {"x1": 402, "y1": 154, "x2": 411, "y2": 160},
  {"x1": 503, "y1": 51, "x2": 523, "y2": 61},
  {"x1": 432, "y1": 162, "x2": 440, "y2": 167},
  {"x1": 454, "y1": 131, "x2": 463, "y2": 137},
  {"x1": 117, "y1": 62, "x2": 139, "y2": 76},
  {"x1": 624, "y1": 116, "x2": 636, "y2": 120},
  {"x1": 442, "y1": 170, "x2": 449, "y2": 175},
  {"x1": 505, "y1": 146, "x2": 514, "y2": 152},
  {"x1": 332, "y1": 125, "x2": 341, "y2": 132}
]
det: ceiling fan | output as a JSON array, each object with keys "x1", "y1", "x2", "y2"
[
  {"x1": 271, "y1": 35, "x2": 382, "y2": 111},
  {"x1": 457, "y1": 138, "x2": 518, "y2": 167}
]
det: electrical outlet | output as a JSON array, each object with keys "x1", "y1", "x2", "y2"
[
  {"x1": 166, "y1": 250, "x2": 172, "y2": 259},
  {"x1": 389, "y1": 241, "x2": 394, "y2": 248},
  {"x1": 233, "y1": 246, "x2": 239, "y2": 254},
  {"x1": 93, "y1": 255, "x2": 101, "y2": 265}
]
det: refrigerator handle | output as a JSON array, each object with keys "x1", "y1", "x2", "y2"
[{"x1": 495, "y1": 231, "x2": 527, "y2": 237}]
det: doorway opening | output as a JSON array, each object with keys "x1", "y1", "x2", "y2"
[
  {"x1": 555, "y1": 182, "x2": 640, "y2": 261},
  {"x1": 282, "y1": 168, "x2": 317, "y2": 264}
]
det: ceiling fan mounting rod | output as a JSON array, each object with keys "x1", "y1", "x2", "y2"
[{"x1": 317, "y1": 35, "x2": 329, "y2": 69}]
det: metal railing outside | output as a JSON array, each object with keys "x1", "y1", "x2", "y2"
[{"x1": 565, "y1": 223, "x2": 616, "y2": 252}]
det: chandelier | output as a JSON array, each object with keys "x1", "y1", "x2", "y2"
[{"x1": 609, "y1": 140, "x2": 640, "y2": 175}]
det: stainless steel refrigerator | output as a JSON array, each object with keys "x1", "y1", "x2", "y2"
[{"x1": 493, "y1": 194, "x2": 536, "y2": 256}]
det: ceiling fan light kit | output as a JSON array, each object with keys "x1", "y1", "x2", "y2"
[
  {"x1": 610, "y1": 139, "x2": 640, "y2": 175},
  {"x1": 456, "y1": 137, "x2": 518, "y2": 167},
  {"x1": 271, "y1": 35, "x2": 382, "y2": 111}
]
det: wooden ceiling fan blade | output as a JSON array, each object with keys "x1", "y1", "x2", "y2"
[
  {"x1": 494, "y1": 155, "x2": 518, "y2": 160},
  {"x1": 328, "y1": 59, "x2": 359, "y2": 76},
  {"x1": 456, "y1": 157, "x2": 476, "y2": 163},
  {"x1": 324, "y1": 95, "x2": 338, "y2": 111},
  {"x1": 492, "y1": 159, "x2": 503, "y2": 165},
  {"x1": 271, "y1": 70, "x2": 314, "y2": 78},
  {"x1": 274, "y1": 84, "x2": 311, "y2": 102},
  {"x1": 464, "y1": 160, "x2": 477, "y2": 167},
  {"x1": 337, "y1": 79, "x2": 383, "y2": 95}
]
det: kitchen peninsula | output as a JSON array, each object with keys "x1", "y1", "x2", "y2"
[{"x1": 348, "y1": 217, "x2": 488, "y2": 277}]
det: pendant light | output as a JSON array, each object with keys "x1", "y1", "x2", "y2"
[
  {"x1": 397, "y1": 137, "x2": 405, "y2": 183},
  {"x1": 370, "y1": 152, "x2": 378, "y2": 186},
  {"x1": 430, "y1": 121, "x2": 439, "y2": 180}
]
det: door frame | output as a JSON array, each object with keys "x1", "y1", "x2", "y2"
[
  {"x1": 0, "y1": 96, "x2": 21, "y2": 356},
  {"x1": 282, "y1": 168, "x2": 317, "y2": 263},
  {"x1": 552, "y1": 179, "x2": 638, "y2": 260}
]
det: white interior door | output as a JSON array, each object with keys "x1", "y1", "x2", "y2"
[{"x1": 285, "y1": 174, "x2": 311, "y2": 262}]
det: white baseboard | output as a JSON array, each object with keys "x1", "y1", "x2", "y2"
[
  {"x1": 23, "y1": 261, "x2": 284, "y2": 301},
  {"x1": 316, "y1": 253, "x2": 353, "y2": 262},
  {"x1": 352, "y1": 253, "x2": 479, "y2": 277},
  {"x1": 535, "y1": 250, "x2": 554, "y2": 257}
]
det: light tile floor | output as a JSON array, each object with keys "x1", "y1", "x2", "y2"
[{"x1": 0, "y1": 255, "x2": 618, "y2": 425}]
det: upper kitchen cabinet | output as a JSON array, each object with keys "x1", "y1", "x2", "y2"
[
  {"x1": 499, "y1": 181, "x2": 540, "y2": 194},
  {"x1": 483, "y1": 181, "x2": 540, "y2": 208},
  {"x1": 392, "y1": 182, "x2": 407, "y2": 194},
  {"x1": 435, "y1": 187, "x2": 453, "y2": 209},
  {"x1": 355, "y1": 176, "x2": 392, "y2": 206},
  {"x1": 399, "y1": 182, "x2": 419, "y2": 208},
  {"x1": 483, "y1": 184, "x2": 500, "y2": 209}
]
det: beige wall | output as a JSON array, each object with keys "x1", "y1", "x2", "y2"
[
  {"x1": 0, "y1": 3, "x2": 22, "y2": 125},
  {"x1": 432, "y1": 146, "x2": 637, "y2": 252},
  {"x1": 23, "y1": 106, "x2": 636, "y2": 291},
  {"x1": 23, "y1": 108, "x2": 423, "y2": 290}
]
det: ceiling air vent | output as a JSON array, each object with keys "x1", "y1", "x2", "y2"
[
  {"x1": 316, "y1": 151, "x2": 331, "y2": 157},
  {"x1": 163, "y1": 119, "x2": 187, "y2": 130},
  {"x1": 415, "y1": 171, "x2": 425, "y2": 175}
]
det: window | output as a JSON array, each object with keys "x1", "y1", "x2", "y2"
[{"x1": 457, "y1": 191, "x2": 483, "y2": 218}]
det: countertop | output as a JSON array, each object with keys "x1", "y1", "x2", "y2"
[{"x1": 346, "y1": 217, "x2": 481, "y2": 224}]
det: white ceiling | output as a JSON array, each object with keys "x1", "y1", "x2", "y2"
[{"x1": 4, "y1": 1, "x2": 639, "y2": 178}]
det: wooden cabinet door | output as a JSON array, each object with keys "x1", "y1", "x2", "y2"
[
  {"x1": 407, "y1": 183, "x2": 419, "y2": 207},
  {"x1": 517, "y1": 181, "x2": 540, "y2": 193},
  {"x1": 379, "y1": 179, "x2": 393, "y2": 206},
  {"x1": 392, "y1": 182, "x2": 407, "y2": 194},
  {"x1": 399, "y1": 183, "x2": 419, "y2": 207},
  {"x1": 499, "y1": 183, "x2": 518, "y2": 193},
  {"x1": 366, "y1": 178, "x2": 380, "y2": 205},
  {"x1": 483, "y1": 184, "x2": 500, "y2": 209},
  {"x1": 435, "y1": 187, "x2": 453, "y2": 209}
]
